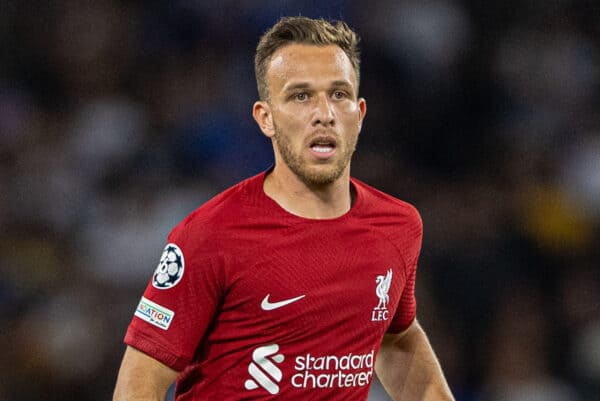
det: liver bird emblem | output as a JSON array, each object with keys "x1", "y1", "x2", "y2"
[{"x1": 375, "y1": 269, "x2": 393, "y2": 310}]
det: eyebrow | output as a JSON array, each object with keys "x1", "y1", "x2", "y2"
[
  {"x1": 282, "y1": 82, "x2": 311, "y2": 93},
  {"x1": 282, "y1": 80, "x2": 354, "y2": 93}
]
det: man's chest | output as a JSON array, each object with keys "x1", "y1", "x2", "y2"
[
  {"x1": 213, "y1": 226, "x2": 408, "y2": 344},
  {"x1": 187, "y1": 224, "x2": 413, "y2": 399}
]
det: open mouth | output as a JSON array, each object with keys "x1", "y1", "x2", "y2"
[{"x1": 309, "y1": 136, "x2": 337, "y2": 156}]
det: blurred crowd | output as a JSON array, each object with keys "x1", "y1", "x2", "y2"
[{"x1": 1, "y1": 1, "x2": 599, "y2": 400}]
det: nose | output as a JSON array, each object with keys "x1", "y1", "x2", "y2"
[{"x1": 312, "y1": 93, "x2": 335, "y2": 127}]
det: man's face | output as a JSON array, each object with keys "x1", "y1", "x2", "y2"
[{"x1": 256, "y1": 44, "x2": 366, "y2": 186}]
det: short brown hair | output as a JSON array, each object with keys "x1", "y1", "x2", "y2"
[{"x1": 254, "y1": 16, "x2": 361, "y2": 101}]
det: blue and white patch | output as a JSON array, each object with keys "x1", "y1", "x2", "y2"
[{"x1": 152, "y1": 243, "x2": 184, "y2": 289}]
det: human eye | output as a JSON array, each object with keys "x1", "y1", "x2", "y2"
[
  {"x1": 294, "y1": 92, "x2": 309, "y2": 102},
  {"x1": 332, "y1": 90, "x2": 349, "y2": 100}
]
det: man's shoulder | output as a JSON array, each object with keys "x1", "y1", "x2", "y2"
[
  {"x1": 172, "y1": 172, "x2": 264, "y2": 235},
  {"x1": 352, "y1": 178, "x2": 424, "y2": 258},
  {"x1": 352, "y1": 177, "x2": 422, "y2": 226}
]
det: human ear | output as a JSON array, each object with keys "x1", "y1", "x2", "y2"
[
  {"x1": 357, "y1": 98, "x2": 367, "y2": 130},
  {"x1": 253, "y1": 101, "x2": 275, "y2": 138}
]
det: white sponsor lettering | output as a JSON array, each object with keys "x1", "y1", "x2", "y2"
[
  {"x1": 244, "y1": 346, "x2": 375, "y2": 393},
  {"x1": 291, "y1": 350, "x2": 374, "y2": 389}
]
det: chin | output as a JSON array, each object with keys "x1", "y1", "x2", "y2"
[{"x1": 297, "y1": 165, "x2": 347, "y2": 186}]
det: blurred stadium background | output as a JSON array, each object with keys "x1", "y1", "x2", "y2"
[{"x1": 1, "y1": 1, "x2": 599, "y2": 400}]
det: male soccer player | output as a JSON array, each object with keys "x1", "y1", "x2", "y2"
[{"x1": 113, "y1": 16, "x2": 454, "y2": 401}]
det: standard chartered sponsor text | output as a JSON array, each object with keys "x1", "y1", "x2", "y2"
[{"x1": 291, "y1": 350, "x2": 374, "y2": 389}]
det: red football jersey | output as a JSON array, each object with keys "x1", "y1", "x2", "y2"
[{"x1": 125, "y1": 172, "x2": 422, "y2": 400}]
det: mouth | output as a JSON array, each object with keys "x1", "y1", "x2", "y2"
[{"x1": 309, "y1": 135, "x2": 337, "y2": 159}]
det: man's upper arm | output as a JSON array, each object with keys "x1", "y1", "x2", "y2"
[
  {"x1": 113, "y1": 346, "x2": 179, "y2": 401},
  {"x1": 376, "y1": 320, "x2": 454, "y2": 401},
  {"x1": 379, "y1": 318, "x2": 419, "y2": 358}
]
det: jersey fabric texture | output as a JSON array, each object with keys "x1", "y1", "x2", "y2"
[{"x1": 124, "y1": 171, "x2": 423, "y2": 401}]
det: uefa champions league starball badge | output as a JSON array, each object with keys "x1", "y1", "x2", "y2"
[{"x1": 152, "y1": 243, "x2": 185, "y2": 289}]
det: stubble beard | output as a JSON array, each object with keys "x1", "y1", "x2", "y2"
[{"x1": 272, "y1": 122, "x2": 358, "y2": 187}]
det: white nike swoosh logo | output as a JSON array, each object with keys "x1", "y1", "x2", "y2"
[{"x1": 261, "y1": 294, "x2": 305, "y2": 311}]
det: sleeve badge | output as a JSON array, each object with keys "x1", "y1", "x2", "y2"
[{"x1": 152, "y1": 243, "x2": 185, "y2": 289}]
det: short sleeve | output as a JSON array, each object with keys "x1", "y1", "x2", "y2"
[
  {"x1": 387, "y1": 262, "x2": 417, "y2": 333},
  {"x1": 124, "y1": 222, "x2": 223, "y2": 371},
  {"x1": 386, "y1": 206, "x2": 422, "y2": 333}
]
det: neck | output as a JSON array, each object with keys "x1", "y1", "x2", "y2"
[{"x1": 263, "y1": 164, "x2": 353, "y2": 219}]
